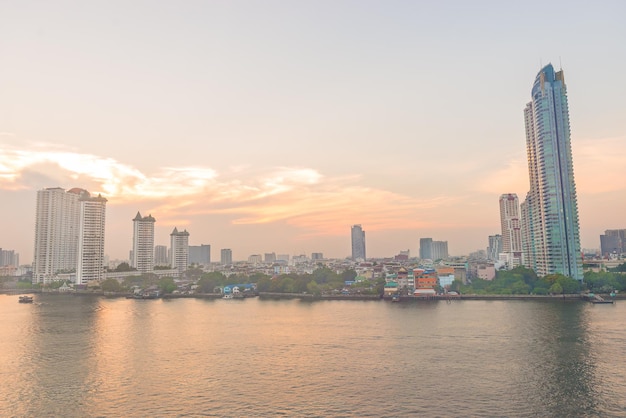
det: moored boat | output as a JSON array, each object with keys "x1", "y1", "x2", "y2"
[{"x1": 18, "y1": 295, "x2": 34, "y2": 303}]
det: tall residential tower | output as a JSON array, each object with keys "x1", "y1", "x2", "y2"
[
  {"x1": 351, "y1": 224, "x2": 366, "y2": 261},
  {"x1": 499, "y1": 193, "x2": 523, "y2": 268},
  {"x1": 76, "y1": 193, "x2": 107, "y2": 284},
  {"x1": 520, "y1": 64, "x2": 583, "y2": 280},
  {"x1": 170, "y1": 227, "x2": 190, "y2": 273},
  {"x1": 131, "y1": 212, "x2": 156, "y2": 273}
]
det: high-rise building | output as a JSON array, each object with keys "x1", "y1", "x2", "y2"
[
  {"x1": 419, "y1": 238, "x2": 433, "y2": 260},
  {"x1": 311, "y1": 252, "x2": 324, "y2": 260},
  {"x1": 431, "y1": 241, "x2": 449, "y2": 261},
  {"x1": 351, "y1": 224, "x2": 366, "y2": 261},
  {"x1": 154, "y1": 245, "x2": 168, "y2": 266},
  {"x1": 499, "y1": 193, "x2": 523, "y2": 268},
  {"x1": 521, "y1": 64, "x2": 583, "y2": 280},
  {"x1": 131, "y1": 212, "x2": 156, "y2": 273},
  {"x1": 0, "y1": 249, "x2": 19, "y2": 267},
  {"x1": 600, "y1": 229, "x2": 626, "y2": 257},
  {"x1": 76, "y1": 193, "x2": 107, "y2": 284},
  {"x1": 264, "y1": 252, "x2": 276, "y2": 263},
  {"x1": 220, "y1": 248, "x2": 233, "y2": 265},
  {"x1": 170, "y1": 227, "x2": 190, "y2": 273},
  {"x1": 33, "y1": 187, "x2": 83, "y2": 283},
  {"x1": 487, "y1": 235, "x2": 503, "y2": 262},
  {"x1": 189, "y1": 244, "x2": 211, "y2": 265}
]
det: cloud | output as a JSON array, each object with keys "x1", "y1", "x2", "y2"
[{"x1": 0, "y1": 142, "x2": 458, "y2": 237}]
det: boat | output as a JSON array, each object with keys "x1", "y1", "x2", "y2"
[
  {"x1": 391, "y1": 295, "x2": 400, "y2": 302},
  {"x1": 222, "y1": 293, "x2": 234, "y2": 299},
  {"x1": 18, "y1": 295, "x2": 34, "y2": 303}
]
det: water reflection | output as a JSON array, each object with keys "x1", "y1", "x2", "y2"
[{"x1": 517, "y1": 302, "x2": 598, "y2": 416}]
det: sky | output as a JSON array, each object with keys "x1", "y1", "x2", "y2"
[{"x1": 1, "y1": 0, "x2": 625, "y2": 263}]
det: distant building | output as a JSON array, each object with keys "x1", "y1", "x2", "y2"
[
  {"x1": 311, "y1": 252, "x2": 324, "y2": 260},
  {"x1": 264, "y1": 252, "x2": 276, "y2": 263},
  {"x1": 277, "y1": 254, "x2": 290, "y2": 263},
  {"x1": 76, "y1": 193, "x2": 107, "y2": 284},
  {"x1": 487, "y1": 235, "x2": 502, "y2": 261},
  {"x1": 499, "y1": 193, "x2": 522, "y2": 268},
  {"x1": 419, "y1": 238, "x2": 433, "y2": 260},
  {"x1": 131, "y1": 212, "x2": 156, "y2": 273},
  {"x1": 154, "y1": 245, "x2": 168, "y2": 266},
  {"x1": 248, "y1": 254, "x2": 262, "y2": 264},
  {"x1": 431, "y1": 241, "x2": 449, "y2": 261},
  {"x1": 189, "y1": 244, "x2": 211, "y2": 265},
  {"x1": 600, "y1": 229, "x2": 626, "y2": 257},
  {"x1": 0, "y1": 249, "x2": 19, "y2": 267},
  {"x1": 170, "y1": 227, "x2": 190, "y2": 273},
  {"x1": 351, "y1": 224, "x2": 366, "y2": 261},
  {"x1": 220, "y1": 248, "x2": 233, "y2": 265}
]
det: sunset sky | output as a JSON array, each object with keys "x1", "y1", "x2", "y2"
[{"x1": 1, "y1": 1, "x2": 625, "y2": 263}]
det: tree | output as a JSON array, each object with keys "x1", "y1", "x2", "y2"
[
  {"x1": 158, "y1": 277, "x2": 177, "y2": 294},
  {"x1": 115, "y1": 262, "x2": 135, "y2": 272},
  {"x1": 549, "y1": 282, "x2": 563, "y2": 295},
  {"x1": 101, "y1": 278, "x2": 123, "y2": 292},
  {"x1": 307, "y1": 280, "x2": 321, "y2": 296}
]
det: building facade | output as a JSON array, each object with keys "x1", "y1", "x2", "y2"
[
  {"x1": 220, "y1": 248, "x2": 233, "y2": 265},
  {"x1": 170, "y1": 227, "x2": 190, "y2": 273},
  {"x1": 75, "y1": 193, "x2": 107, "y2": 284},
  {"x1": 521, "y1": 64, "x2": 583, "y2": 280},
  {"x1": 600, "y1": 229, "x2": 626, "y2": 257},
  {"x1": 33, "y1": 187, "x2": 84, "y2": 283},
  {"x1": 487, "y1": 235, "x2": 503, "y2": 261},
  {"x1": 189, "y1": 244, "x2": 211, "y2": 265},
  {"x1": 154, "y1": 245, "x2": 169, "y2": 266},
  {"x1": 499, "y1": 193, "x2": 523, "y2": 268},
  {"x1": 351, "y1": 224, "x2": 366, "y2": 261},
  {"x1": 431, "y1": 241, "x2": 449, "y2": 261},
  {"x1": 131, "y1": 212, "x2": 156, "y2": 273},
  {"x1": 419, "y1": 238, "x2": 433, "y2": 260}
]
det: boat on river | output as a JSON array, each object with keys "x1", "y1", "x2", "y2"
[{"x1": 18, "y1": 295, "x2": 34, "y2": 303}]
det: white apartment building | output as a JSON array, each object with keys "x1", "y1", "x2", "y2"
[
  {"x1": 131, "y1": 212, "x2": 156, "y2": 273},
  {"x1": 170, "y1": 227, "x2": 189, "y2": 273},
  {"x1": 76, "y1": 193, "x2": 107, "y2": 284}
]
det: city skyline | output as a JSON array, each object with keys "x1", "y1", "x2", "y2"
[{"x1": 1, "y1": 1, "x2": 625, "y2": 262}]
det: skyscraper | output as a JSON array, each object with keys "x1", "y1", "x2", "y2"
[
  {"x1": 351, "y1": 224, "x2": 366, "y2": 261},
  {"x1": 154, "y1": 245, "x2": 169, "y2": 266},
  {"x1": 170, "y1": 227, "x2": 190, "y2": 273},
  {"x1": 419, "y1": 238, "x2": 433, "y2": 260},
  {"x1": 220, "y1": 248, "x2": 233, "y2": 265},
  {"x1": 33, "y1": 187, "x2": 82, "y2": 283},
  {"x1": 189, "y1": 244, "x2": 211, "y2": 265},
  {"x1": 499, "y1": 193, "x2": 523, "y2": 268},
  {"x1": 521, "y1": 64, "x2": 583, "y2": 280},
  {"x1": 131, "y1": 212, "x2": 156, "y2": 273},
  {"x1": 487, "y1": 235, "x2": 503, "y2": 262},
  {"x1": 76, "y1": 193, "x2": 107, "y2": 284}
]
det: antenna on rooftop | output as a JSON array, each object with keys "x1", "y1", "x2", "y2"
[{"x1": 559, "y1": 56, "x2": 563, "y2": 70}]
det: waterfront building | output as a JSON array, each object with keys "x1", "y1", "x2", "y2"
[
  {"x1": 351, "y1": 224, "x2": 366, "y2": 261},
  {"x1": 521, "y1": 64, "x2": 583, "y2": 280},
  {"x1": 170, "y1": 227, "x2": 190, "y2": 273},
  {"x1": 220, "y1": 248, "x2": 233, "y2": 265},
  {"x1": 76, "y1": 193, "x2": 107, "y2": 284},
  {"x1": 131, "y1": 212, "x2": 156, "y2": 273},
  {"x1": 499, "y1": 194, "x2": 523, "y2": 268},
  {"x1": 33, "y1": 187, "x2": 83, "y2": 284},
  {"x1": 189, "y1": 244, "x2": 211, "y2": 265},
  {"x1": 154, "y1": 245, "x2": 168, "y2": 266}
]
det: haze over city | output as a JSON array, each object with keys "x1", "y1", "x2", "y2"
[{"x1": 1, "y1": 1, "x2": 625, "y2": 263}]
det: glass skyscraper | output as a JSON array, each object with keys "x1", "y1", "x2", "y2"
[
  {"x1": 351, "y1": 224, "x2": 366, "y2": 261},
  {"x1": 521, "y1": 64, "x2": 583, "y2": 280}
]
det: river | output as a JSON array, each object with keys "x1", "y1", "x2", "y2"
[{"x1": 1, "y1": 294, "x2": 625, "y2": 417}]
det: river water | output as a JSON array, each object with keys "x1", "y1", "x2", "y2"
[{"x1": 1, "y1": 294, "x2": 625, "y2": 417}]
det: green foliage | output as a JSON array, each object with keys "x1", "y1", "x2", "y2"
[
  {"x1": 101, "y1": 278, "x2": 123, "y2": 292},
  {"x1": 114, "y1": 262, "x2": 135, "y2": 272},
  {"x1": 459, "y1": 269, "x2": 581, "y2": 295},
  {"x1": 307, "y1": 280, "x2": 321, "y2": 296},
  {"x1": 158, "y1": 277, "x2": 177, "y2": 294}
]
